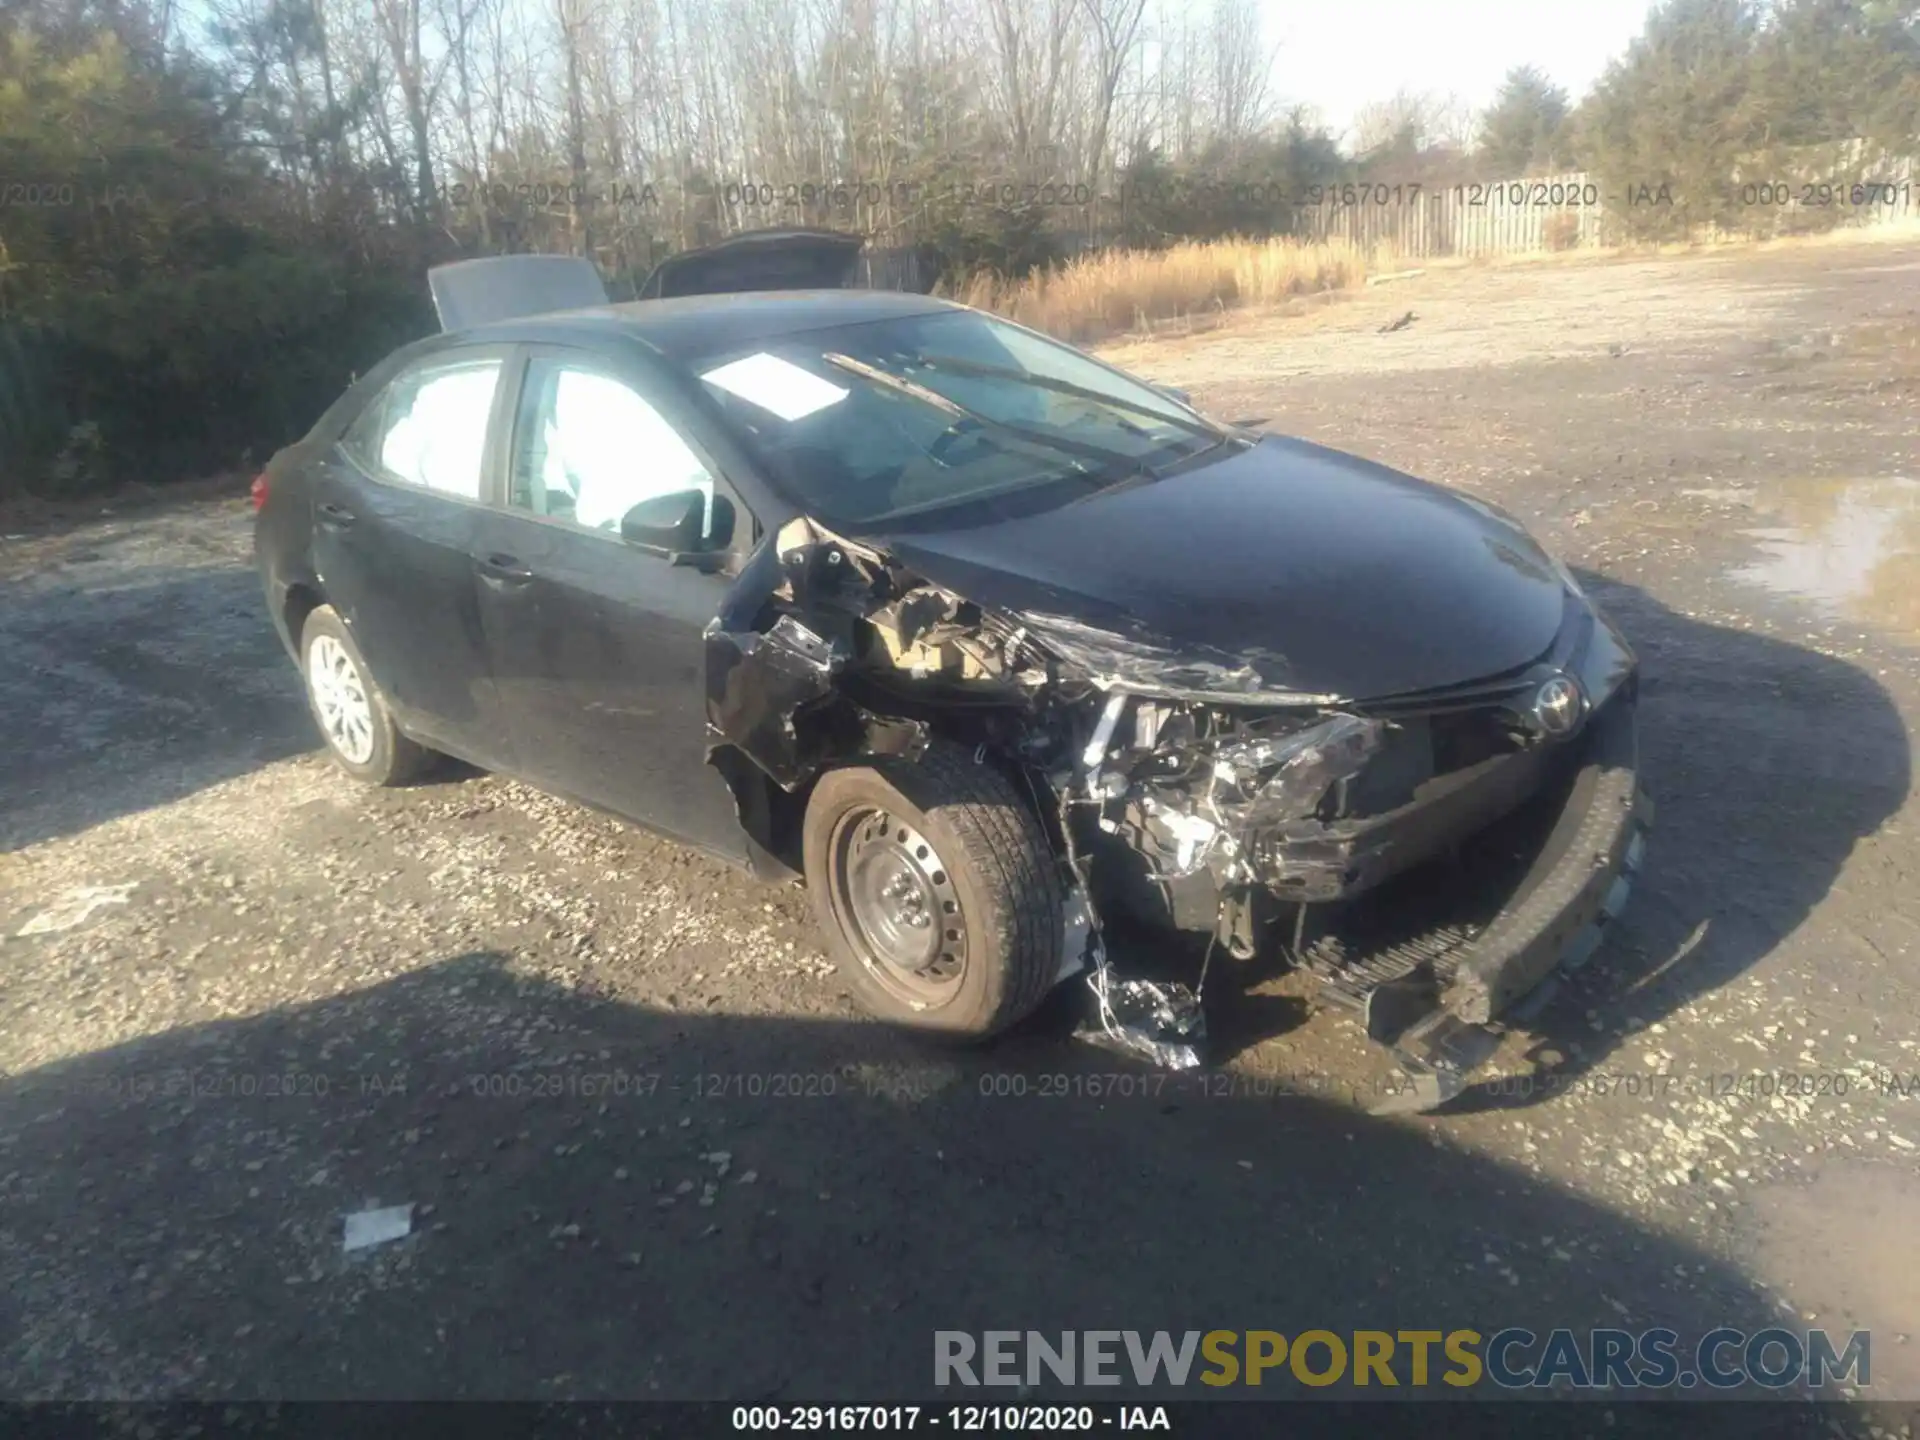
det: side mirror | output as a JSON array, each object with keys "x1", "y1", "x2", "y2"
[
  {"x1": 620, "y1": 489, "x2": 735, "y2": 564},
  {"x1": 1155, "y1": 383, "x2": 1193, "y2": 407}
]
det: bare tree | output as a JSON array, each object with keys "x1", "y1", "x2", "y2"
[
  {"x1": 1151, "y1": 0, "x2": 1200, "y2": 159},
  {"x1": 982, "y1": 0, "x2": 1082, "y2": 176},
  {"x1": 555, "y1": 0, "x2": 594, "y2": 252},
  {"x1": 1207, "y1": 0, "x2": 1268, "y2": 153},
  {"x1": 1349, "y1": 87, "x2": 1440, "y2": 158},
  {"x1": 368, "y1": 0, "x2": 440, "y2": 217},
  {"x1": 433, "y1": 0, "x2": 497, "y2": 187},
  {"x1": 183, "y1": 0, "x2": 1338, "y2": 265},
  {"x1": 1080, "y1": 0, "x2": 1149, "y2": 193},
  {"x1": 1425, "y1": 90, "x2": 1478, "y2": 152}
]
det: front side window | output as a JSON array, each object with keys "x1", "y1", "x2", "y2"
[
  {"x1": 509, "y1": 358, "x2": 718, "y2": 538},
  {"x1": 688, "y1": 309, "x2": 1229, "y2": 530},
  {"x1": 346, "y1": 356, "x2": 502, "y2": 499}
]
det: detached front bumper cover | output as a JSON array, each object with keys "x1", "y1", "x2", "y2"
[{"x1": 1369, "y1": 691, "x2": 1653, "y2": 1114}]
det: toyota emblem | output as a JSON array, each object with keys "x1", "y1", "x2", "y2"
[{"x1": 1532, "y1": 674, "x2": 1586, "y2": 737}]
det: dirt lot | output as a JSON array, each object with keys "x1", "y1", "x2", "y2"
[{"x1": 2, "y1": 238, "x2": 1917, "y2": 1420}]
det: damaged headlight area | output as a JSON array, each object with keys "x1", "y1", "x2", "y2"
[
  {"x1": 1068, "y1": 684, "x2": 1392, "y2": 904},
  {"x1": 1116, "y1": 708, "x2": 1387, "y2": 883},
  {"x1": 1059, "y1": 698, "x2": 1388, "y2": 1068}
]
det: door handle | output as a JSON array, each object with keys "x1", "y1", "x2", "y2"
[
  {"x1": 317, "y1": 501, "x2": 357, "y2": 528},
  {"x1": 477, "y1": 552, "x2": 536, "y2": 586}
]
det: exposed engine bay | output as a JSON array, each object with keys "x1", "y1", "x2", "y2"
[{"x1": 707, "y1": 516, "x2": 1652, "y2": 1109}]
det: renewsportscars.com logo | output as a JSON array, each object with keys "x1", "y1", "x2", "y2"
[{"x1": 934, "y1": 1328, "x2": 1871, "y2": 1391}]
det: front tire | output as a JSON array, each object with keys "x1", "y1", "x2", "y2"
[
  {"x1": 803, "y1": 742, "x2": 1064, "y2": 1038},
  {"x1": 300, "y1": 605, "x2": 435, "y2": 786}
]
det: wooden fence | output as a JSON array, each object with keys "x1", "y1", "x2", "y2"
[
  {"x1": 1293, "y1": 173, "x2": 1604, "y2": 258},
  {"x1": 1296, "y1": 151, "x2": 1919, "y2": 259}
]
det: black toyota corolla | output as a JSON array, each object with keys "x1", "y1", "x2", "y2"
[{"x1": 254, "y1": 246, "x2": 1651, "y2": 1107}]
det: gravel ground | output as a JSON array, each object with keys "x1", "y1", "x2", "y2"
[{"x1": 1, "y1": 237, "x2": 1917, "y2": 1421}]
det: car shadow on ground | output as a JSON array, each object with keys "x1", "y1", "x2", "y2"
[
  {"x1": 1441, "y1": 572, "x2": 1911, "y2": 1113},
  {"x1": 0, "y1": 565, "x2": 315, "y2": 853},
  {"x1": 0, "y1": 950, "x2": 1873, "y2": 1433}
]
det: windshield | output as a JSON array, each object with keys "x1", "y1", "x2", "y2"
[{"x1": 688, "y1": 309, "x2": 1228, "y2": 529}]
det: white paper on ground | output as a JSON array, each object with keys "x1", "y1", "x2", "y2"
[
  {"x1": 16, "y1": 883, "x2": 137, "y2": 937},
  {"x1": 343, "y1": 1203, "x2": 414, "y2": 1252},
  {"x1": 700, "y1": 353, "x2": 849, "y2": 422}
]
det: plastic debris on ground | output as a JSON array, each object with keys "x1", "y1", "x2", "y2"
[
  {"x1": 1077, "y1": 949, "x2": 1205, "y2": 1070},
  {"x1": 342, "y1": 1203, "x2": 414, "y2": 1253},
  {"x1": 15, "y1": 883, "x2": 137, "y2": 937}
]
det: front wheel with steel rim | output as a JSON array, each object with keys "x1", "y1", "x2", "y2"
[
  {"x1": 298, "y1": 604, "x2": 435, "y2": 786},
  {"x1": 803, "y1": 741, "x2": 1063, "y2": 1038}
]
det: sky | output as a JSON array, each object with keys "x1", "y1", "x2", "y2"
[{"x1": 1262, "y1": 0, "x2": 1660, "y2": 140}]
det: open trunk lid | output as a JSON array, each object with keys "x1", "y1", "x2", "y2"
[{"x1": 638, "y1": 228, "x2": 865, "y2": 299}]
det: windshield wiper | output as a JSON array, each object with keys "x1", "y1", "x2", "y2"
[
  {"x1": 820, "y1": 352, "x2": 968, "y2": 418},
  {"x1": 1060, "y1": 461, "x2": 1169, "y2": 507},
  {"x1": 913, "y1": 356, "x2": 1227, "y2": 440},
  {"x1": 821, "y1": 351, "x2": 1141, "y2": 473},
  {"x1": 1055, "y1": 428, "x2": 1242, "y2": 507}
]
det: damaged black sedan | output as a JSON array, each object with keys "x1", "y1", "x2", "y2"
[{"x1": 254, "y1": 252, "x2": 1651, "y2": 1108}]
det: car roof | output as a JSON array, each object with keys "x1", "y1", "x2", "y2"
[{"x1": 458, "y1": 289, "x2": 961, "y2": 363}]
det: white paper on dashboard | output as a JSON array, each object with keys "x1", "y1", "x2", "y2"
[{"x1": 699, "y1": 352, "x2": 849, "y2": 422}]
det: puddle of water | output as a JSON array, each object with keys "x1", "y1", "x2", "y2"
[
  {"x1": 1744, "y1": 1161, "x2": 1920, "y2": 1398},
  {"x1": 1731, "y1": 477, "x2": 1920, "y2": 639}
]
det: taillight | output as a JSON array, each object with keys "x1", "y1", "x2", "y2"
[{"x1": 250, "y1": 473, "x2": 270, "y2": 511}]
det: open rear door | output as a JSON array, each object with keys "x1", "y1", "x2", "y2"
[{"x1": 427, "y1": 255, "x2": 609, "y2": 332}]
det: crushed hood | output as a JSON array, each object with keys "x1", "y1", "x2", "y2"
[
  {"x1": 639, "y1": 229, "x2": 864, "y2": 299},
  {"x1": 873, "y1": 435, "x2": 1569, "y2": 701}
]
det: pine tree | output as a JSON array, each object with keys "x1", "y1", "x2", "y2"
[
  {"x1": 1477, "y1": 66, "x2": 1570, "y2": 178},
  {"x1": 1573, "y1": 0, "x2": 1766, "y2": 239}
]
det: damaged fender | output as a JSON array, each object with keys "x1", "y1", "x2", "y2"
[
  {"x1": 701, "y1": 516, "x2": 1240, "y2": 1069},
  {"x1": 704, "y1": 518, "x2": 934, "y2": 789},
  {"x1": 706, "y1": 613, "x2": 928, "y2": 789}
]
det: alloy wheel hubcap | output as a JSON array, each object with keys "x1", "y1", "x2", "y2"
[
  {"x1": 307, "y1": 633, "x2": 376, "y2": 766},
  {"x1": 829, "y1": 806, "x2": 967, "y2": 1005}
]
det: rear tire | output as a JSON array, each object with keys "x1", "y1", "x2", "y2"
[
  {"x1": 803, "y1": 742, "x2": 1064, "y2": 1038},
  {"x1": 299, "y1": 605, "x2": 436, "y2": 786}
]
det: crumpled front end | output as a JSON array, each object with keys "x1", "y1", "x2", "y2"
[
  {"x1": 1039, "y1": 586, "x2": 1651, "y2": 1107},
  {"x1": 704, "y1": 516, "x2": 1651, "y2": 1101}
]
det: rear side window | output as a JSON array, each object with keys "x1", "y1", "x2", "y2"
[
  {"x1": 341, "y1": 356, "x2": 503, "y2": 500},
  {"x1": 340, "y1": 389, "x2": 391, "y2": 468}
]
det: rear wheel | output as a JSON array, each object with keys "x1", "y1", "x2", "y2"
[
  {"x1": 803, "y1": 742, "x2": 1064, "y2": 1038},
  {"x1": 300, "y1": 605, "x2": 436, "y2": 786}
]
